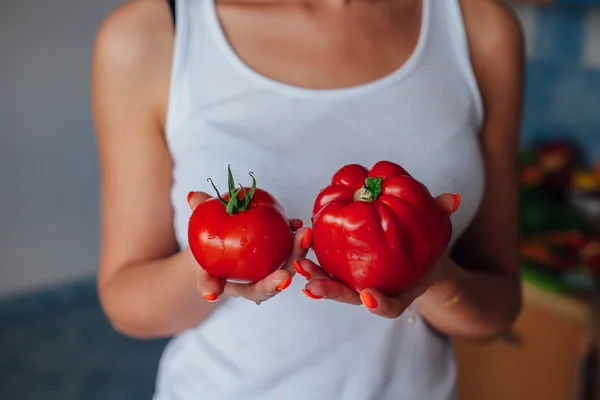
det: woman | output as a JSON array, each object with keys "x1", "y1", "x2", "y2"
[{"x1": 92, "y1": 0, "x2": 524, "y2": 398}]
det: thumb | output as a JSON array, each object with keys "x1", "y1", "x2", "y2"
[
  {"x1": 187, "y1": 191, "x2": 212, "y2": 211},
  {"x1": 435, "y1": 193, "x2": 460, "y2": 215}
]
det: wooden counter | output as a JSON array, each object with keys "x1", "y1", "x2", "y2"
[{"x1": 454, "y1": 282, "x2": 598, "y2": 400}]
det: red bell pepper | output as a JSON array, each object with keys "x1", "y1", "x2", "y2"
[{"x1": 311, "y1": 161, "x2": 453, "y2": 295}]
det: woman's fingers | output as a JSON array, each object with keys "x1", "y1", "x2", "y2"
[
  {"x1": 289, "y1": 219, "x2": 304, "y2": 231},
  {"x1": 435, "y1": 192, "x2": 461, "y2": 214},
  {"x1": 197, "y1": 267, "x2": 293, "y2": 305},
  {"x1": 226, "y1": 268, "x2": 293, "y2": 304},
  {"x1": 303, "y1": 278, "x2": 362, "y2": 305},
  {"x1": 281, "y1": 227, "x2": 312, "y2": 273},
  {"x1": 187, "y1": 191, "x2": 212, "y2": 210},
  {"x1": 231, "y1": 226, "x2": 311, "y2": 303},
  {"x1": 295, "y1": 259, "x2": 362, "y2": 305},
  {"x1": 221, "y1": 223, "x2": 304, "y2": 302},
  {"x1": 358, "y1": 289, "x2": 413, "y2": 319},
  {"x1": 292, "y1": 259, "x2": 329, "y2": 281},
  {"x1": 196, "y1": 267, "x2": 226, "y2": 302},
  {"x1": 295, "y1": 259, "x2": 417, "y2": 314}
]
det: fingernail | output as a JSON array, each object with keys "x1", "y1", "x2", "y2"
[
  {"x1": 360, "y1": 292, "x2": 377, "y2": 309},
  {"x1": 293, "y1": 260, "x2": 311, "y2": 279},
  {"x1": 276, "y1": 276, "x2": 292, "y2": 291},
  {"x1": 291, "y1": 220, "x2": 304, "y2": 230},
  {"x1": 301, "y1": 228, "x2": 313, "y2": 251},
  {"x1": 451, "y1": 193, "x2": 461, "y2": 214},
  {"x1": 302, "y1": 288, "x2": 323, "y2": 300},
  {"x1": 203, "y1": 293, "x2": 219, "y2": 302},
  {"x1": 187, "y1": 191, "x2": 194, "y2": 204}
]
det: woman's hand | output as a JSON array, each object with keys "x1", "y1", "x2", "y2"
[
  {"x1": 294, "y1": 193, "x2": 459, "y2": 318},
  {"x1": 187, "y1": 191, "x2": 312, "y2": 305}
]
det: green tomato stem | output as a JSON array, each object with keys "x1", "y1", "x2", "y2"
[{"x1": 207, "y1": 165, "x2": 257, "y2": 215}]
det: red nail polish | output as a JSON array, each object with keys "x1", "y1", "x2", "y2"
[
  {"x1": 204, "y1": 293, "x2": 219, "y2": 302},
  {"x1": 451, "y1": 193, "x2": 461, "y2": 214},
  {"x1": 301, "y1": 228, "x2": 313, "y2": 250},
  {"x1": 291, "y1": 220, "x2": 304, "y2": 230},
  {"x1": 360, "y1": 292, "x2": 377, "y2": 309},
  {"x1": 302, "y1": 289, "x2": 323, "y2": 299},
  {"x1": 187, "y1": 191, "x2": 194, "y2": 204},
  {"x1": 276, "y1": 276, "x2": 292, "y2": 291},
  {"x1": 293, "y1": 261, "x2": 311, "y2": 280}
]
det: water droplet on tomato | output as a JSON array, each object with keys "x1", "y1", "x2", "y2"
[
  {"x1": 253, "y1": 248, "x2": 258, "y2": 254},
  {"x1": 240, "y1": 237, "x2": 249, "y2": 246}
]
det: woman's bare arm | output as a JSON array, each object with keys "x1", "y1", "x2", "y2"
[
  {"x1": 92, "y1": 0, "x2": 220, "y2": 338},
  {"x1": 413, "y1": 0, "x2": 525, "y2": 338},
  {"x1": 93, "y1": 0, "x2": 308, "y2": 339}
]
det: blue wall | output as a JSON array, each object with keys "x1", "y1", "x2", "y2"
[{"x1": 513, "y1": 5, "x2": 600, "y2": 163}]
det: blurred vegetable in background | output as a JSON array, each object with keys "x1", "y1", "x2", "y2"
[{"x1": 519, "y1": 140, "x2": 600, "y2": 292}]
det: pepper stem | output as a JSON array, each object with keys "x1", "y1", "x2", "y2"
[
  {"x1": 353, "y1": 177, "x2": 383, "y2": 202},
  {"x1": 207, "y1": 165, "x2": 257, "y2": 215}
]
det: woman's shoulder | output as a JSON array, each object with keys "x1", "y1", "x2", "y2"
[
  {"x1": 95, "y1": 0, "x2": 173, "y2": 66},
  {"x1": 460, "y1": 0, "x2": 524, "y2": 58},
  {"x1": 93, "y1": 0, "x2": 175, "y2": 129},
  {"x1": 459, "y1": 0, "x2": 525, "y2": 110}
]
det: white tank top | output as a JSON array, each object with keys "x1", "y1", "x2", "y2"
[{"x1": 155, "y1": 0, "x2": 484, "y2": 398}]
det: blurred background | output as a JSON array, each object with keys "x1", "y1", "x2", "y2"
[{"x1": 1, "y1": 0, "x2": 600, "y2": 399}]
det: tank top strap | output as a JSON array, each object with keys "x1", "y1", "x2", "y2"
[{"x1": 439, "y1": 0, "x2": 484, "y2": 123}]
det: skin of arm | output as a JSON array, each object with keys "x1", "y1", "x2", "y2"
[
  {"x1": 412, "y1": 0, "x2": 525, "y2": 339},
  {"x1": 92, "y1": 0, "x2": 219, "y2": 339}
]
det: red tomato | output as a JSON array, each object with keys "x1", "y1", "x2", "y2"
[
  {"x1": 311, "y1": 161, "x2": 453, "y2": 295},
  {"x1": 188, "y1": 167, "x2": 293, "y2": 283}
]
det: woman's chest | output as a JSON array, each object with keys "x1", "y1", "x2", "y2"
[{"x1": 215, "y1": 0, "x2": 422, "y2": 89}]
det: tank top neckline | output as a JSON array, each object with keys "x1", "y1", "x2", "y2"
[{"x1": 204, "y1": 0, "x2": 432, "y2": 100}]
